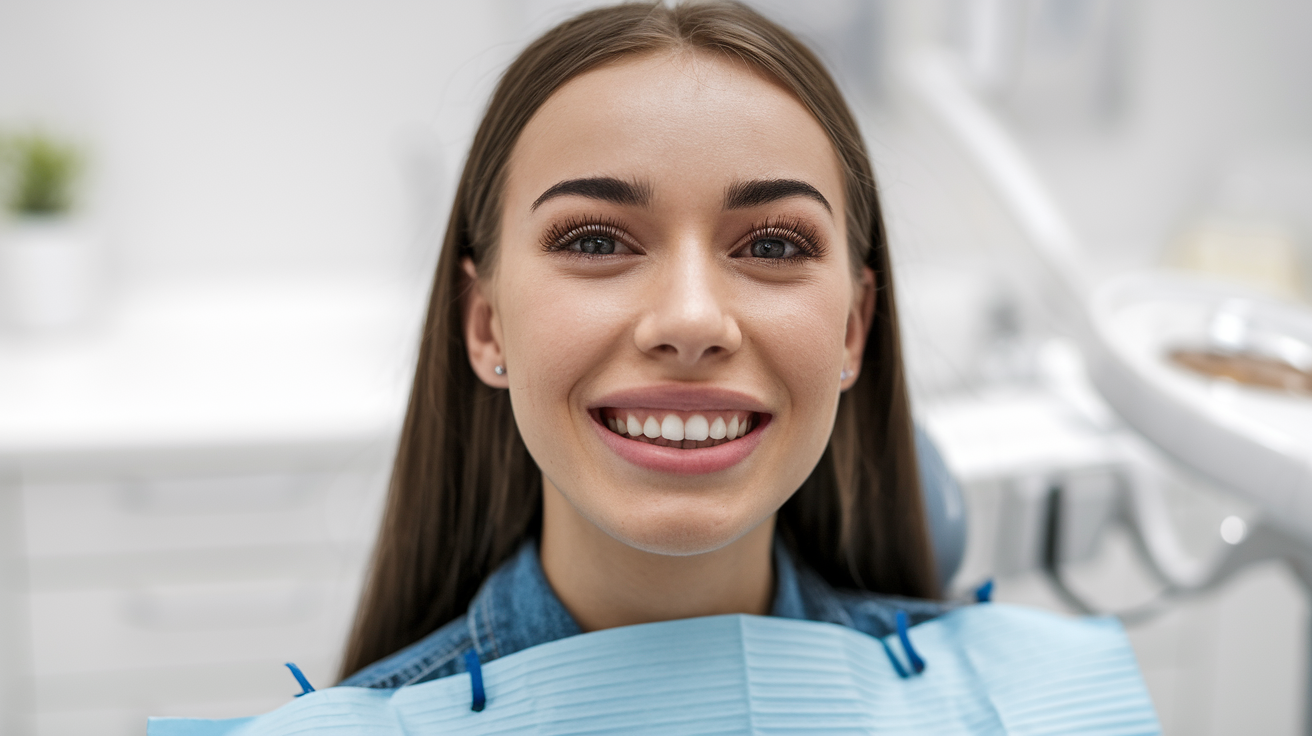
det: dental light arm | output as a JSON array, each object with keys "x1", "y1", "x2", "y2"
[
  {"x1": 902, "y1": 46, "x2": 1312, "y2": 621},
  {"x1": 902, "y1": 51, "x2": 1092, "y2": 309}
]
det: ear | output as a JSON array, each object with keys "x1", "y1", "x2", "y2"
[
  {"x1": 462, "y1": 257, "x2": 510, "y2": 388},
  {"x1": 840, "y1": 266, "x2": 877, "y2": 391}
]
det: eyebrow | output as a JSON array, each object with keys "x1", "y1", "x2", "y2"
[
  {"x1": 531, "y1": 177, "x2": 653, "y2": 211},
  {"x1": 723, "y1": 179, "x2": 832, "y2": 213}
]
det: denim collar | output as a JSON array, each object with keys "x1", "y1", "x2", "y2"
[
  {"x1": 465, "y1": 539, "x2": 581, "y2": 661},
  {"x1": 466, "y1": 535, "x2": 854, "y2": 663},
  {"x1": 341, "y1": 534, "x2": 948, "y2": 688}
]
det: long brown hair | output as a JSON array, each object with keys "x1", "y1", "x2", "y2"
[{"x1": 340, "y1": 0, "x2": 936, "y2": 680}]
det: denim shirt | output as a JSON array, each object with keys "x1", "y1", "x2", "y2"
[{"x1": 341, "y1": 539, "x2": 951, "y2": 689}]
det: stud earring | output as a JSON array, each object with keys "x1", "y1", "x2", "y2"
[
  {"x1": 493, "y1": 365, "x2": 505, "y2": 376},
  {"x1": 840, "y1": 369, "x2": 852, "y2": 381}
]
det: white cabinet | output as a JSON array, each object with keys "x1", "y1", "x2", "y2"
[
  {"x1": 16, "y1": 464, "x2": 388, "y2": 731},
  {"x1": 0, "y1": 461, "x2": 393, "y2": 735},
  {"x1": 0, "y1": 281, "x2": 418, "y2": 736}
]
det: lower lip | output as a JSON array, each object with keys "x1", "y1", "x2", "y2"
[{"x1": 591, "y1": 413, "x2": 769, "y2": 475}]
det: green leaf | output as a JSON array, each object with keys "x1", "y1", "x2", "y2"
[{"x1": 1, "y1": 131, "x2": 82, "y2": 216}]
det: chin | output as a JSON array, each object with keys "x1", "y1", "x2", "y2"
[{"x1": 599, "y1": 501, "x2": 768, "y2": 557}]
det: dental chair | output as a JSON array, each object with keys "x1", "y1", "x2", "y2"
[{"x1": 917, "y1": 425, "x2": 968, "y2": 594}]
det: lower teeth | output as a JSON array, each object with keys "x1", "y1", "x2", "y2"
[{"x1": 627, "y1": 434, "x2": 729, "y2": 449}]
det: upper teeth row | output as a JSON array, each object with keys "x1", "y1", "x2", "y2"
[{"x1": 606, "y1": 413, "x2": 751, "y2": 442}]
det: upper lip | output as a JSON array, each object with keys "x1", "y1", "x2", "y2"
[{"x1": 588, "y1": 384, "x2": 772, "y2": 414}]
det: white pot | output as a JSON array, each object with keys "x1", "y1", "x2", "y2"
[{"x1": 1, "y1": 216, "x2": 101, "y2": 330}]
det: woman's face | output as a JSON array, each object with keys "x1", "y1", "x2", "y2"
[{"x1": 467, "y1": 51, "x2": 873, "y2": 556}]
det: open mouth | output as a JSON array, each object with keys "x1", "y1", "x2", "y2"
[{"x1": 595, "y1": 408, "x2": 766, "y2": 449}]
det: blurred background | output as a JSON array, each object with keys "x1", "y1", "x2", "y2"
[{"x1": 0, "y1": 0, "x2": 1310, "y2": 733}]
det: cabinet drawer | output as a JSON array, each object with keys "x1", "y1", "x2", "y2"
[
  {"x1": 28, "y1": 577, "x2": 360, "y2": 676},
  {"x1": 23, "y1": 470, "x2": 386, "y2": 556}
]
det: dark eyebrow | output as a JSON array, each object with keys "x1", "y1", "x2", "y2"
[
  {"x1": 723, "y1": 178, "x2": 831, "y2": 213},
  {"x1": 531, "y1": 177, "x2": 652, "y2": 211}
]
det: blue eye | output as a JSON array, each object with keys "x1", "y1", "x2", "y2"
[
  {"x1": 570, "y1": 235, "x2": 617, "y2": 254},
  {"x1": 750, "y1": 237, "x2": 797, "y2": 259}
]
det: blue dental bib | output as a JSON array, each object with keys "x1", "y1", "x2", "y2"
[{"x1": 150, "y1": 603, "x2": 1160, "y2": 735}]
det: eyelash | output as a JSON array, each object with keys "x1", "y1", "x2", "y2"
[
  {"x1": 540, "y1": 216, "x2": 632, "y2": 256},
  {"x1": 541, "y1": 215, "x2": 826, "y2": 261},
  {"x1": 741, "y1": 216, "x2": 826, "y2": 261}
]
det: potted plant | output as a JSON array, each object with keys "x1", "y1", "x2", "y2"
[{"x1": 1, "y1": 130, "x2": 100, "y2": 329}]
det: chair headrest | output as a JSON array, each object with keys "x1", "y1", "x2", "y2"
[{"x1": 916, "y1": 425, "x2": 967, "y2": 592}]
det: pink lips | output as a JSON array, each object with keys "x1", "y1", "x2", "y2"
[{"x1": 588, "y1": 386, "x2": 771, "y2": 475}]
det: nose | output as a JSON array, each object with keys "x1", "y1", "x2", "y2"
[{"x1": 633, "y1": 243, "x2": 742, "y2": 367}]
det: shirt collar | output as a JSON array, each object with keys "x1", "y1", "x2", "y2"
[
  {"x1": 770, "y1": 536, "x2": 853, "y2": 628},
  {"x1": 467, "y1": 535, "x2": 854, "y2": 662},
  {"x1": 466, "y1": 540, "x2": 581, "y2": 661}
]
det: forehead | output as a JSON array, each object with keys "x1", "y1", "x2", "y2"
[{"x1": 505, "y1": 50, "x2": 845, "y2": 215}]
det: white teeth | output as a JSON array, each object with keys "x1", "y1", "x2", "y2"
[
  {"x1": 611, "y1": 411, "x2": 755, "y2": 443},
  {"x1": 685, "y1": 414, "x2": 709, "y2": 441}
]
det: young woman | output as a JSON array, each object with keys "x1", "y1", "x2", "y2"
[{"x1": 338, "y1": 1, "x2": 949, "y2": 688}]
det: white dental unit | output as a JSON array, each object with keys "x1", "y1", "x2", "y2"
[{"x1": 887, "y1": 1, "x2": 1312, "y2": 734}]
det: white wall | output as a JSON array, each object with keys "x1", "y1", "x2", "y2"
[
  {"x1": 0, "y1": 0, "x2": 519, "y2": 284},
  {"x1": 1016, "y1": 0, "x2": 1312, "y2": 275},
  {"x1": 5, "y1": 0, "x2": 1307, "y2": 288}
]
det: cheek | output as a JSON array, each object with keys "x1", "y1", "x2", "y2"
[
  {"x1": 498, "y1": 271, "x2": 625, "y2": 438},
  {"x1": 735, "y1": 277, "x2": 854, "y2": 505},
  {"x1": 743, "y1": 280, "x2": 852, "y2": 412}
]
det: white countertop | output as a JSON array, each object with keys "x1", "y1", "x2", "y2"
[{"x1": 0, "y1": 279, "x2": 423, "y2": 465}]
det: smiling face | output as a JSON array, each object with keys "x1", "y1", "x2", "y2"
[{"x1": 465, "y1": 50, "x2": 873, "y2": 557}]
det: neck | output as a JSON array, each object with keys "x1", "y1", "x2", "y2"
[{"x1": 539, "y1": 477, "x2": 776, "y2": 633}]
